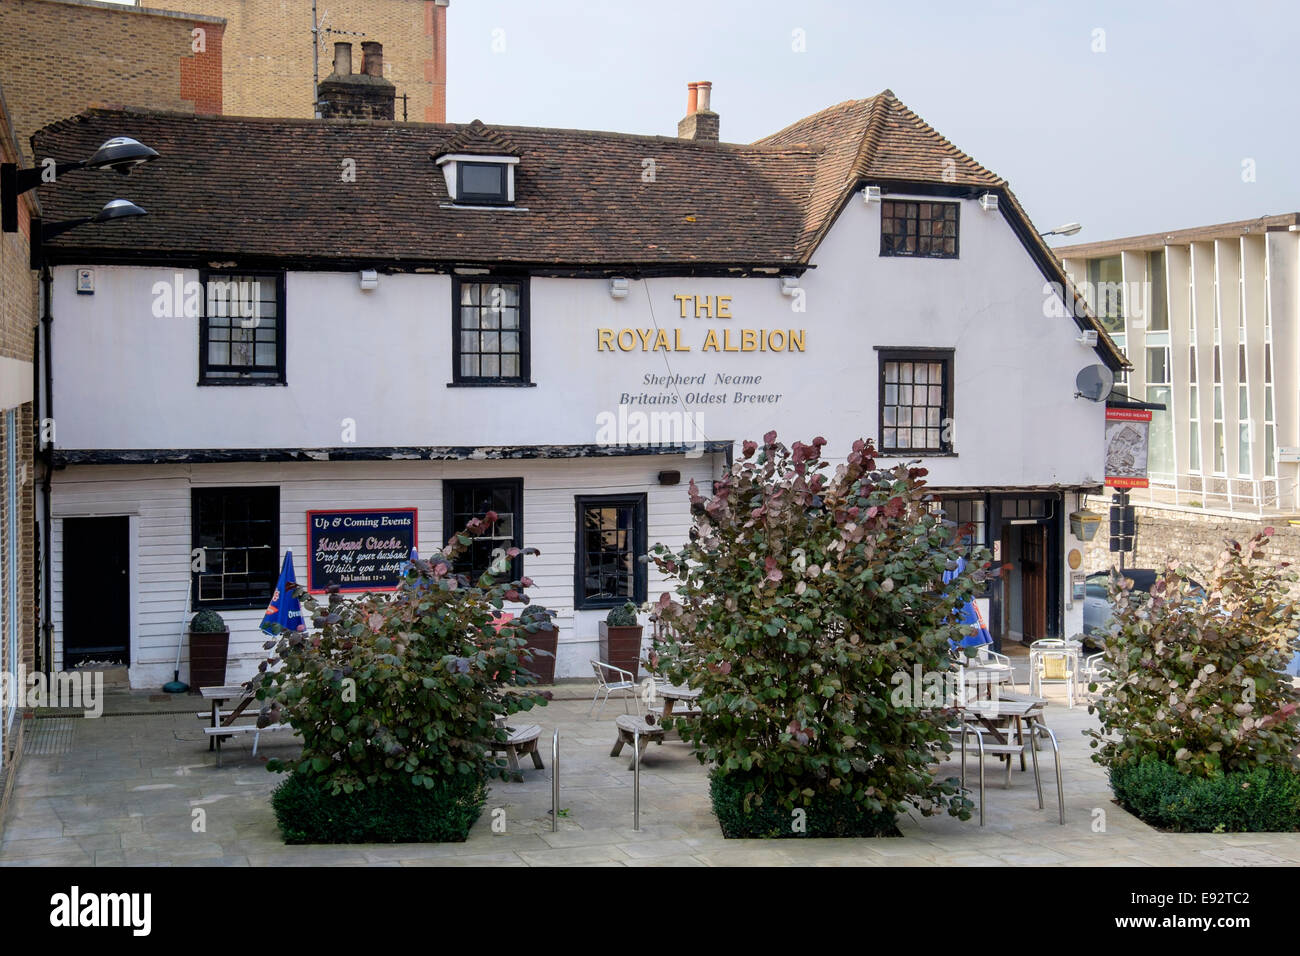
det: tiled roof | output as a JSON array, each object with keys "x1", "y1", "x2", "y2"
[{"x1": 437, "y1": 118, "x2": 521, "y2": 157}]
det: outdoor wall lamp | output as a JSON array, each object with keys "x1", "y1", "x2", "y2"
[
  {"x1": 359, "y1": 269, "x2": 379, "y2": 291},
  {"x1": 861, "y1": 185, "x2": 882, "y2": 204},
  {"x1": 609, "y1": 276, "x2": 630, "y2": 299},
  {"x1": 30, "y1": 199, "x2": 148, "y2": 268},
  {"x1": 1076, "y1": 330, "x2": 1099, "y2": 347},
  {"x1": 1, "y1": 136, "x2": 159, "y2": 232},
  {"x1": 979, "y1": 192, "x2": 999, "y2": 212},
  {"x1": 779, "y1": 276, "x2": 800, "y2": 296}
]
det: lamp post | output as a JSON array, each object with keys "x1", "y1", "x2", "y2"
[
  {"x1": 29, "y1": 199, "x2": 147, "y2": 269},
  {"x1": 1039, "y1": 222, "x2": 1082, "y2": 239},
  {"x1": 1, "y1": 136, "x2": 158, "y2": 232}
]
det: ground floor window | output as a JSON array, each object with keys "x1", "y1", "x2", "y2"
[
  {"x1": 192, "y1": 486, "x2": 280, "y2": 608},
  {"x1": 575, "y1": 494, "x2": 647, "y2": 609},
  {"x1": 442, "y1": 478, "x2": 523, "y2": 581}
]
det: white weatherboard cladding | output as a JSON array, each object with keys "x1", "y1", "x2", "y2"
[
  {"x1": 51, "y1": 455, "x2": 713, "y2": 687},
  {"x1": 51, "y1": 195, "x2": 1106, "y2": 485}
]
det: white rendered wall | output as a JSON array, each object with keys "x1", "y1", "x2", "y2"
[{"x1": 50, "y1": 195, "x2": 1107, "y2": 486}]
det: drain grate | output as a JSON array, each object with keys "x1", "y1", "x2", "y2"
[{"x1": 25, "y1": 717, "x2": 76, "y2": 755}]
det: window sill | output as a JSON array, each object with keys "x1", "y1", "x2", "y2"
[
  {"x1": 875, "y1": 451, "x2": 958, "y2": 458},
  {"x1": 446, "y1": 381, "x2": 536, "y2": 388},
  {"x1": 198, "y1": 378, "x2": 287, "y2": 387}
]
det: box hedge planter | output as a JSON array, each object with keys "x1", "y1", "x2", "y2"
[
  {"x1": 187, "y1": 609, "x2": 229, "y2": 690},
  {"x1": 271, "y1": 770, "x2": 488, "y2": 844},
  {"x1": 710, "y1": 769, "x2": 902, "y2": 838},
  {"x1": 598, "y1": 602, "x2": 644, "y2": 679},
  {"x1": 1109, "y1": 761, "x2": 1300, "y2": 833}
]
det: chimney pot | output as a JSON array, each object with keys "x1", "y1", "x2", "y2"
[
  {"x1": 361, "y1": 41, "x2": 384, "y2": 77},
  {"x1": 686, "y1": 82, "x2": 699, "y2": 116},
  {"x1": 696, "y1": 81, "x2": 712, "y2": 112},
  {"x1": 332, "y1": 42, "x2": 352, "y2": 76}
]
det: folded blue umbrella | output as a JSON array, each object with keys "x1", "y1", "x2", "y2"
[
  {"x1": 943, "y1": 556, "x2": 991, "y2": 649},
  {"x1": 260, "y1": 551, "x2": 304, "y2": 634}
]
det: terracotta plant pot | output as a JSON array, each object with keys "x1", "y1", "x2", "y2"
[
  {"x1": 521, "y1": 629, "x2": 559, "y2": 684},
  {"x1": 598, "y1": 621, "x2": 644, "y2": 681},
  {"x1": 188, "y1": 628, "x2": 230, "y2": 689}
]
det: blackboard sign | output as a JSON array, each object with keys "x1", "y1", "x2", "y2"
[{"x1": 306, "y1": 508, "x2": 418, "y2": 592}]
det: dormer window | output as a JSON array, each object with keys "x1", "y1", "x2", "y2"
[
  {"x1": 458, "y1": 161, "x2": 509, "y2": 205},
  {"x1": 433, "y1": 119, "x2": 522, "y2": 208}
]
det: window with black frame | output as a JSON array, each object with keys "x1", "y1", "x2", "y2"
[
  {"x1": 192, "y1": 487, "x2": 279, "y2": 608},
  {"x1": 200, "y1": 272, "x2": 285, "y2": 383},
  {"x1": 880, "y1": 200, "x2": 959, "y2": 258},
  {"x1": 452, "y1": 277, "x2": 529, "y2": 384},
  {"x1": 878, "y1": 349, "x2": 953, "y2": 453},
  {"x1": 575, "y1": 495, "x2": 647, "y2": 609},
  {"x1": 442, "y1": 478, "x2": 523, "y2": 581}
]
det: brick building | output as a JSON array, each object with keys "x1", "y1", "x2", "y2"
[
  {"x1": 0, "y1": 81, "x2": 37, "y2": 777},
  {"x1": 144, "y1": 0, "x2": 450, "y2": 122},
  {"x1": 0, "y1": 0, "x2": 225, "y2": 166}
]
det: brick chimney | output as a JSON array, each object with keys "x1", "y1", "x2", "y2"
[
  {"x1": 677, "y1": 81, "x2": 718, "y2": 142},
  {"x1": 427, "y1": 0, "x2": 449, "y2": 123},
  {"x1": 319, "y1": 41, "x2": 397, "y2": 120}
]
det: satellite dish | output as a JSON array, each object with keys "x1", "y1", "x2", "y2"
[{"x1": 1075, "y1": 364, "x2": 1114, "y2": 402}]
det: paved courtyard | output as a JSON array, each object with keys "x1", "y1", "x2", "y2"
[{"x1": 3, "y1": 665, "x2": 1300, "y2": 867}]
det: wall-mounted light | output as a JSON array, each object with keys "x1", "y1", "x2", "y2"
[
  {"x1": 779, "y1": 276, "x2": 799, "y2": 297},
  {"x1": 2, "y1": 136, "x2": 159, "y2": 232},
  {"x1": 862, "y1": 185, "x2": 882, "y2": 204},
  {"x1": 979, "y1": 192, "x2": 999, "y2": 212},
  {"x1": 359, "y1": 269, "x2": 379, "y2": 291},
  {"x1": 1076, "y1": 330, "x2": 1098, "y2": 347},
  {"x1": 609, "y1": 276, "x2": 629, "y2": 299}
]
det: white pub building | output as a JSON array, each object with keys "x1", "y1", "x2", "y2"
[{"x1": 30, "y1": 86, "x2": 1125, "y2": 687}]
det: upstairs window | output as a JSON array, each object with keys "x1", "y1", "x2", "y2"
[
  {"x1": 878, "y1": 348, "x2": 954, "y2": 454},
  {"x1": 200, "y1": 271, "x2": 285, "y2": 385},
  {"x1": 881, "y1": 200, "x2": 959, "y2": 259},
  {"x1": 457, "y1": 162, "x2": 509, "y2": 205},
  {"x1": 452, "y1": 276, "x2": 530, "y2": 385}
]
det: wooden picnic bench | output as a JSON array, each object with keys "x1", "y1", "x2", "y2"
[
  {"x1": 610, "y1": 714, "x2": 665, "y2": 769},
  {"x1": 203, "y1": 722, "x2": 294, "y2": 767},
  {"x1": 488, "y1": 724, "x2": 545, "y2": 774}
]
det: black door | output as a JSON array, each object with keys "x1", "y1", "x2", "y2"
[{"x1": 64, "y1": 516, "x2": 130, "y2": 667}]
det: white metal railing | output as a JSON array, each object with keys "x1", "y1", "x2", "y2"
[{"x1": 1136, "y1": 473, "x2": 1291, "y2": 516}]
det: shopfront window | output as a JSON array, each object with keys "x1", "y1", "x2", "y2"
[
  {"x1": 443, "y1": 478, "x2": 523, "y2": 580},
  {"x1": 192, "y1": 487, "x2": 279, "y2": 608},
  {"x1": 575, "y1": 495, "x2": 647, "y2": 609}
]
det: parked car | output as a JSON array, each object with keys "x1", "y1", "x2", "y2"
[{"x1": 1081, "y1": 569, "x2": 1205, "y2": 650}]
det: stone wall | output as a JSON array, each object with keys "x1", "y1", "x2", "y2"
[{"x1": 1081, "y1": 502, "x2": 1300, "y2": 596}]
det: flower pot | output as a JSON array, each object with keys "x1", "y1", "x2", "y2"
[
  {"x1": 598, "y1": 621, "x2": 644, "y2": 680},
  {"x1": 188, "y1": 628, "x2": 230, "y2": 689},
  {"x1": 521, "y1": 629, "x2": 558, "y2": 684},
  {"x1": 1069, "y1": 510, "x2": 1103, "y2": 542}
]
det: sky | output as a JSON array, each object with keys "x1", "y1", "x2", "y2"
[{"x1": 442, "y1": 0, "x2": 1298, "y2": 245}]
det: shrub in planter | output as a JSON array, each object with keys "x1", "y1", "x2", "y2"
[
  {"x1": 1109, "y1": 760, "x2": 1300, "y2": 832},
  {"x1": 187, "y1": 609, "x2": 229, "y2": 690},
  {"x1": 599, "y1": 601, "x2": 644, "y2": 679},
  {"x1": 650, "y1": 432, "x2": 982, "y2": 836},
  {"x1": 271, "y1": 769, "x2": 487, "y2": 844},
  {"x1": 710, "y1": 768, "x2": 904, "y2": 838},
  {"x1": 253, "y1": 512, "x2": 554, "y2": 841},
  {"x1": 1087, "y1": 530, "x2": 1300, "y2": 780}
]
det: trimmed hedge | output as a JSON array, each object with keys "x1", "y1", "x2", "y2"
[
  {"x1": 1111, "y1": 760, "x2": 1300, "y2": 832},
  {"x1": 271, "y1": 770, "x2": 487, "y2": 844},
  {"x1": 710, "y1": 770, "x2": 900, "y2": 839}
]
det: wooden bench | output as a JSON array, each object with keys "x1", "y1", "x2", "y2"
[
  {"x1": 488, "y1": 724, "x2": 544, "y2": 774},
  {"x1": 611, "y1": 714, "x2": 665, "y2": 770},
  {"x1": 204, "y1": 723, "x2": 294, "y2": 767}
]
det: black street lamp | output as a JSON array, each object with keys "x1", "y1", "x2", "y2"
[
  {"x1": 1, "y1": 136, "x2": 158, "y2": 232},
  {"x1": 29, "y1": 199, "x2": 148, "y2": 268}
]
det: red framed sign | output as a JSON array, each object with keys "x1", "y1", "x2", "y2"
[
  {"x1": 1104, "y1": 407, "x2": 1152, "y2": 489},
  {"x1": 306, "y1": 508, "x2": 418, "y2": 593}
]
